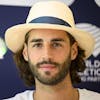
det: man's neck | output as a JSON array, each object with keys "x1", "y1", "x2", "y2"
[{"x1": 33, "y1": 74, "x2": 79, "y2": 100}]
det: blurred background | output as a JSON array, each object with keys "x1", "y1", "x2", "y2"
[{"x1": 0, "y1": 0, "x2": 100, "y2": 99}]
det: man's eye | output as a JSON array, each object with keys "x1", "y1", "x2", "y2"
[
  {"x1": 52, "y1": 43, "x2": 62, "y2": 48},
  {"x1": 33, "y1": 43, "x2": 42, "y2": 48}
]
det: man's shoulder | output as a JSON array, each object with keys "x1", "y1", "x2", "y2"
[
  {"x1": 78, "y1": 88, "x2": 100, "y2": 100},
  {"x1": 3, "y1": 90, "x2": 34, "y2": 100}
]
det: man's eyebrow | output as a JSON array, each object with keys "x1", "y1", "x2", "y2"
[
  {"x1": 51, "y1": 38, "x2": 65, "y2": 42},
  {"x1": 29, "y1": 38, "x2": 65, "y2": 43},
  {"x1": 30, "y1": 39, "x2": 43, "y2": 43}
]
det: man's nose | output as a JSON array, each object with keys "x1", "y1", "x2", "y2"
[{"x1": 42, "y1": 44, "x2": 53, "y2": 60}]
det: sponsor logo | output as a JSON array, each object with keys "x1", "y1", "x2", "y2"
[
  {"x1": 0, "y1": 0, "x2": 75, "y2": 6},
  {"x1": 0, "y1": 37, "x2": 7, "y2": 59},
  {"x1": 61, "y1": 0, "x2": 75, "y2": 6},
  {"x1": 94, "y1": 0, "x2": 100, "y2": 7},
  {"x1": 76, "y1": 23, "x2": 100, "y2": 82}
]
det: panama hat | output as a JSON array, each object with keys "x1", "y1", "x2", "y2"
[{"x1": 5, "y1": 1, "x2": 95, "y2": 59}]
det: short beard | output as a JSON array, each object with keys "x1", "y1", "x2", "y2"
[{"x1": 29, "y1": 54, "x2": 71, "y2": 86}]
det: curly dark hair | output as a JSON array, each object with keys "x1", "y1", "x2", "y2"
[{"x1": 13, "y1": 31, "x2": 86, "y2": 87}]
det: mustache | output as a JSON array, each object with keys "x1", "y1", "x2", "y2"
[{"x1": 36, "y1": 60, "x2": 60, "y2": 68}]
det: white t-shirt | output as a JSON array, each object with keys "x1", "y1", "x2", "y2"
[{"x1": 3, "y1": 89, "x2": 100, "y2": 100}]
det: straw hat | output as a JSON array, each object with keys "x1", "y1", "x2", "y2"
[{"x1": 5, "y1": 1, "x2": 95, "y2": 59}]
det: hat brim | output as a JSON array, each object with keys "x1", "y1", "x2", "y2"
[{"x1": 5, "y1": 23, "x2": 95, "y2": 59}]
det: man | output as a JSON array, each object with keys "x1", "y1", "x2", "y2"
[{"x1": 4, "y1": 1, "x2": 100, "y2": 100}]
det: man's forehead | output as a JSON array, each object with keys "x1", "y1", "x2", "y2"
[
  {"x1": 29, "y1": 29, "x2": 69, "y2": 37},
  {"x1": 27, "y1": 29, "x2": 69, "y2": 42}
]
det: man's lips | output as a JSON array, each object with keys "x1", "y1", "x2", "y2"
[{"x1": 39, "y1": 64, "x2": 56, "y2": 71}]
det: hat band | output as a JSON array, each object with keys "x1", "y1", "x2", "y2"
[{"x1": 29, "y1": 16, "x2": 71, "y2": 27}]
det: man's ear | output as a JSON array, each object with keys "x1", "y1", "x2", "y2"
[
  {"x1": 71, "y1": 42, "x2": 78, "y2": 60},
  {"x1": 22, "y1": 44, "x2": 28, "y2": 61}
]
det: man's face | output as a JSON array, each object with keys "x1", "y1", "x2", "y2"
[{"x1": 23, "y1": 29, "x2": 77, "y2": 85}]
